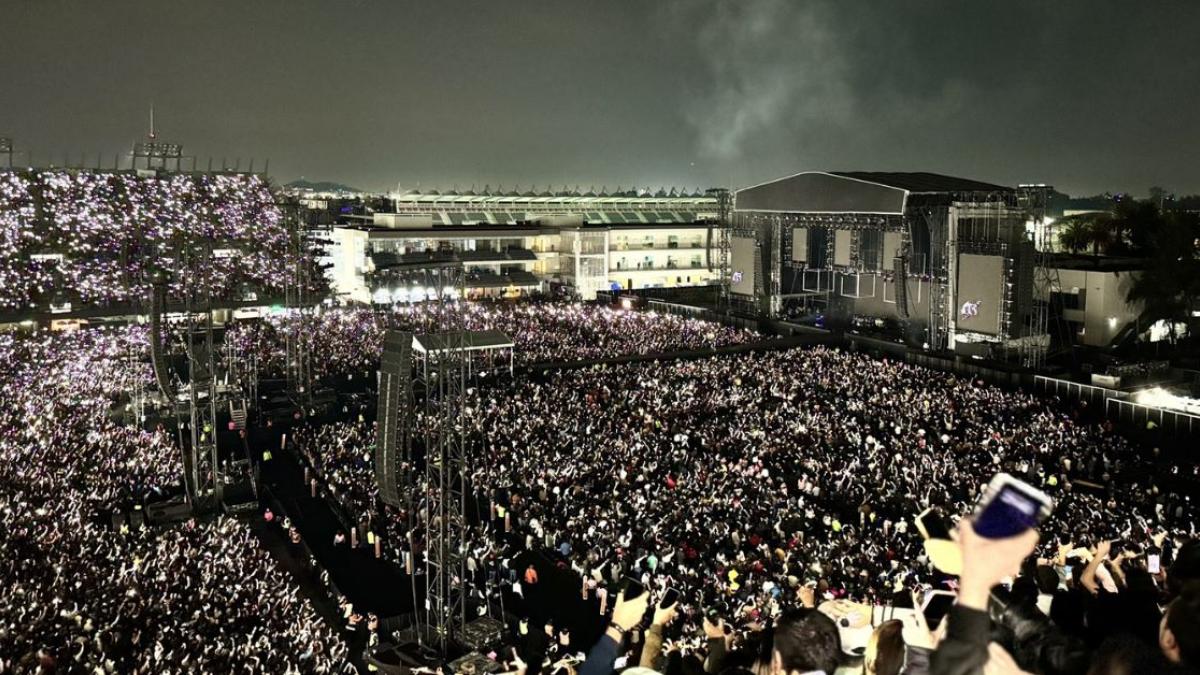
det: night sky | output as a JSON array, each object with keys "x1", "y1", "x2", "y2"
[{"x1": 3, "y1": 1, "x2": 1199, "y2": 196}]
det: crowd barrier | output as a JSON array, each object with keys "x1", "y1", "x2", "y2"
[
  {"x1": 1106, "y1": 398, "x2": 1200, "y2": 437},
  {"x1": 908, "y1": 351, "x2": 1028, "y2": 388},
  {"x1": 1033, "y1": 375, "x2": 1129, "y2": 409},
  {"x1": 644, "y1": 299, "x2": 761, "y2": 332}
]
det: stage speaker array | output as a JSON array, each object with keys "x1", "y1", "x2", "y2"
[
  {"x1": 149, "y1": 283, "x2": 173, "y2": 397},
  {"x1": 893, "y1": 256, "x2": 910, "y2": 319},
  {"x1": 376, "y1": 330, "x2": 413, "y2": 508}
]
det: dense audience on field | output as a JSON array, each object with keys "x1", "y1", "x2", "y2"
[
  {"x1": 227, "y1": 301, "x2": 760, "y2": 379},
  {"x1": 295, "y1": 338, "x2": 1200, "y2": 675},
  {"x1": 0, "y1": 170, "x2": 321, "y2": 311},
  {"x1": 0, "y1": 328, "x2": 350, "y2": 673},
  {"x1": 4, "y1": 299, "x2": 1200, "y2": 674}
]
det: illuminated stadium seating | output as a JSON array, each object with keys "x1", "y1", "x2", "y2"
[{"x1": 0, "y1": 169, "x2": 316, "y2": 315}]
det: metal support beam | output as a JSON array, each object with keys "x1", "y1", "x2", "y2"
[
  {"x1": 419, "y1": 264, "x2": 470, "y2": 654},
  {"x1": 283, "y1": 200, "x2": 314, "y2": 406}
]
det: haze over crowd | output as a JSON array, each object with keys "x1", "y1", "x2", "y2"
[{"x1": 3, "y1": 1, "x2": 1199, "y2": 195}]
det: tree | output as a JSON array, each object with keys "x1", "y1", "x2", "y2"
[
  {"x1": 1058, "y1": 217, "x2": 1091, "y2": 253},
  {"x1": 1124, "y1": 208, "x2": 1200, "y2": 343},
  {"x1": 1109, "y1": 199, "x2": 1162, "y2": 256},
  {"x1": 1149, "y1": 186, "x2": 1168, "y2": 211},
  {"x1": 1056, "y1": 213, "x2": 1115, "y2": 255}
]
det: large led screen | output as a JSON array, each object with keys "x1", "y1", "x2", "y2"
[
  {"x1": 730, "y1": 236, "x2": 757, "y2": 296},
  {"x1": 955, "y1": 254, "x2": 1005, "y2": 335}
]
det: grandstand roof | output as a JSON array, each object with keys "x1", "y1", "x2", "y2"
[
  {"x1": 735, "y1": 171, "x2": 1014, "y2": 215},
  {"x1": 393, "y1": 189, "x2": 715, "y2": 206},
  {"x1": 350, "y1": 226, "x2": 545, "y2": 239},
  {"x1": 371, "y1": 248, "x2": 536, "y2": 269}
]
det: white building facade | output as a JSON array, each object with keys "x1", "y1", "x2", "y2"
[{"x1": 328, "y1": 189, "x2": 722, "y2": 302}]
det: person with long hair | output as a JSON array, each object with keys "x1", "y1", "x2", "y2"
[{"x1": 863, "y1": 620, "x2": 906, "y2": 675}]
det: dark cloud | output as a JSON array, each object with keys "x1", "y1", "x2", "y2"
[
  {"x1": 1, "y1": 1, "x2": 1197, "y2": 195},
  {"x1": 673, "y1": 0, "x2": 1200, "y2": 194}
]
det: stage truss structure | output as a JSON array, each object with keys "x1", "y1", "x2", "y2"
[
  {"x1": 282, "y1": 200, "x2": 315, "y2": 407},
  {"x1": 148, "y1": 261, "x2": 224, "y2": 512},
  {"x1": 383, "y1": 260, "x2": 470, "y2": 654},
  {"x1": 706, "y1": 188, "x2": 732, "y2": 308},
  {"x1": 1019, "y1": 185, "x2": 1060, "y2": 369}
]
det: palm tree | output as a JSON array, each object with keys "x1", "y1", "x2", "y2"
[
  {"x1": 1056, "y1": 214, "x2": 1114, "y2": 254},
  {"x1": 1058, "y1": 217, "x2": 1089, "y2": 253},
  {"x1": 1123, "y1": 208, "x2": 1200, "y2": 343}
]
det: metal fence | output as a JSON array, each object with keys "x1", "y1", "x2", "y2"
[
  {"x1": 909, "y1": 352, "x2": 1028, "y2": 388},
  {"x1": 1106, "y1": 399, "x2": 1200, "y2": 437},
  {"x1": 1033, "y1": 375, "x2": 1128, "y2": 409},
  {"x1": 646, "y1": 299, "x2": 760, "y2": 332}
]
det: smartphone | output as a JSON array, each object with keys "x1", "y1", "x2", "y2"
[
  {"x1": 1148, "y1": 554, "x2": 1161, "y2": 574},
  {"x1": 660, "y1": 587, "x2": 681, "y2": 609},
  {"x1": 916, "y1": 507, "x2": 952, "y2": 540},
  {"x1": 972, "y1": 473, "x2": 1053, "y2": 539},
  {"x1": 621, "y1": 576, "x2": 647, "y2": 602},
  {"x1": 921, "y1": 590, "x2": 956, "y2": 629}
]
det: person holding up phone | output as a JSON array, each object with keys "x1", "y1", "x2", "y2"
[
  {"x1": 577, "y1": 589, "x2": 649, "y2": 675},
  {"x1": 929, "y1": 515, "x2": 1039, "y2": 675},
  {"x1": 638, "y1": 592, "x2": 680, "y2": 670}
]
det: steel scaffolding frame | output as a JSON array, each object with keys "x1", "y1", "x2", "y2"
[
  {"x1": 705, "y1": 188, "x2": 732, "y2": 308},
  {"x1": 1019, "y1": 185, "x2": 1058, "y2": 369},
  {"x1": 181, "y1": 290, "x2": 223, "y2": 508},
  {"x1": 282, "y1": 200, "x2": 314, "y2": 406},
  {"x1": 146, "y1": 235, "x2": 224, "y2": 512},
  {"x1": 924, "y1": 207, "x2": 952, "y2": 352},
  {"x1": 393, "y1": 262, "x2": 470, "y2": 654}
]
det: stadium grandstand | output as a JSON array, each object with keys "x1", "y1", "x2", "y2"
[
  {"x1": 386, "y1": 185, "x2": 714, "y2": 226},
  {"x1": 0, "y1": 167, "x2": 325, "y2": 324}
]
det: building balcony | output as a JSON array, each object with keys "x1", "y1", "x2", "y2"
[
  {"x1": 369, "y1": 247, "x2": 537, "y2": 269},
  {"x1": 610, "y1": 242, "x2": 707, "y2": 252},
  {"x1": 609, "y1": 263, "x2": 709, "y2": 273}
]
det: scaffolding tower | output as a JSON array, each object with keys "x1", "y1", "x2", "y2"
[
  {"x1": 282, "y1": 200, "x2": 314, "y2": 405},
  {"x1": 706, "y1": 188, "x2": 732, "y2": 308},
  {"x1": 1020, "y1": 185, "x2": 1058, "y2": 369},
  {"x1": 394, "y1": 262, "x2": 470, "y2": 654},
  {"x1": 181, "y1": 290, "x2": 223, "y2": 508}
]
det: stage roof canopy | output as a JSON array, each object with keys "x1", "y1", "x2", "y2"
[
  {"x1": 735, "y1": 171, "x2": 1014, "y2": 215},
  {"x1": 412, "y1": 330, "x2": 514, "y2": 355}
]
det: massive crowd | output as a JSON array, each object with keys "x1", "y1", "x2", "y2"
[
  {"x1": 294, "y1": 337, "x2": 1200, "y2": 674},
  {"x1": 0, "y1": 170, "x2": 318, "y2": 312},
  {"x1": 227, "y1": 302, "x2": 760, "y2": 381},
  {"x1": 466, "y1": 348, "x2": 1200, "y2": 674},
  {"x1": 0, "y1": 327, "x2": 350, "y2": 672},
  {"x1": 4, "y1": 299, "x2": 1200, "y2": 674},
  {"x1": 282, "y1": 302, "x2": 759, "y2": 563}
]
